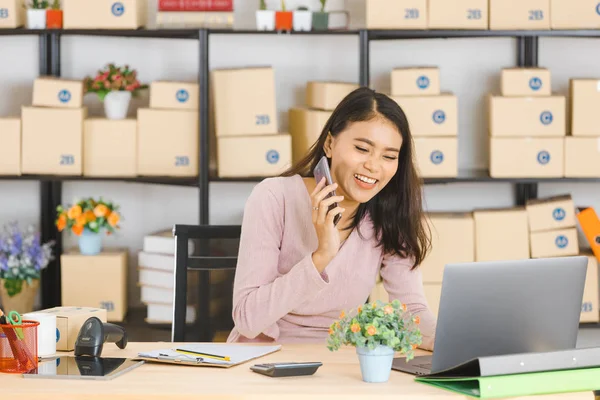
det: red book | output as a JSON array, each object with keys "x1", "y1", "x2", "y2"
[{"x1": 158, "y1": 0, "x2": 233, "y2": 11}]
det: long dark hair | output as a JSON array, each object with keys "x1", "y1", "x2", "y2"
[{"x1": 281, "y1": 87, "x2": 431, "y2": 270}]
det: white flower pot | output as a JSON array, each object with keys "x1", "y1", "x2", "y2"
[
  {"x1": 256, "y1": 10, "x2": 275, "y2": 31},
  {"x1": 293, "y1": 10, "x2": 312, "y2": 31},
  {"x1": 356, "y1": 345, "x2": 395, "y2": 383},
  {"x1": 103, "y1": 91, "x2": 132, "y2": 120},
  {"x1": 26, "y1": 9, "x2": 46, "y2": 29}
]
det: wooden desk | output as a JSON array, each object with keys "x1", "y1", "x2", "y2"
[{"x1": 3, "y1": 343, "x2": 596, "y2": 399}]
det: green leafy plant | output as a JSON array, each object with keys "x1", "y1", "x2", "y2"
[
  {"x1": 83, "y1": 63, "x2": 148, "y2": 101},
  {"x1": 259, "y1": 0, "x2": 267, "y2": 10},
  {"x1": 327, "y1": 299, "x2": 423, "y2": 361},
  {"x1": 280, "y1": 0, "x2": 286, "y2": 11},
  {"x1": 319, "y1": 0, "x2": 326, "y2": 12},
  {"x1": 25, "y1": 0, "x2": 49, "y2": 9},
  {"x1": 50, "y1": 0, "x2": 60, "y2": 10}
]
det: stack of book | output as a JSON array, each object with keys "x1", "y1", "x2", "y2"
[{"x1": 156, "y1": 0, "x2": 234, "y2": 28}]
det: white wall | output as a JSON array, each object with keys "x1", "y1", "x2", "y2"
[{"x1": 0, "y1": 1, "x2": 599, "y2": 307}]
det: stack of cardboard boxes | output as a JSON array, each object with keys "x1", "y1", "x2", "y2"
[
  {"x1": 526, "y1": 195, "x2": 579, "y2": 259},
  {"x1": 137, "y1": 81, "x2": 199, "y2": 177},
  {"x1": 490, "y1": 67, "x2": 566, "y2": 178},
  {"x1": 289, "y1": 81, "x2": 358, "y2": 164},
  {"x1": 22, "y1": 77, "x2": 86, "y2": 176},
  {"x1": 211, "y1": 67, "x2": 291, "y2": 178},
  {"x1": 391, "y1": 67, "x2": 458, "y2": 178},
  {"x1": 474, "y1": 207, "x2": 530, "y2": 261},
  {"x1": 566, "y1": 79, "x2": 600, "y2": 177}
]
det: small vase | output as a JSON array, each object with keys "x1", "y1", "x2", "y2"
[
  {"x1": 26, "y1": 9, "x2": 46, "y2": 29},
  {"x1": 275, "y1": 11, "x2": 293, "y2": 31},
  {"x1": 312, "y1": 11, "x2": 329, "y2": 31},
  {"x1": 356, "y1": 345, "x2": 395, "y2": 383},
  {"x1": 46, "y1": 9, "x2": 63, "y2": 29},
  {"x1": 293, "y1": 10, "x2": 312, "y2": 31},
  {"x1": 256, "y1": 10, "x2": 275, "y2": 31},
  {"x1": 103, "y1": 91, "x2": 132, "y2": 120},
  {"x1": 0, "y1": 279, "x2": 39, "y2": 314},
  {"x1": 78, "y1": 228, "x2": 103, "y2": 256}
]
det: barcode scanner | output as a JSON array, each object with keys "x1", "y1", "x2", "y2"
[{"x1": 74, "y1": 317, "x2": 128, "y2": 357}]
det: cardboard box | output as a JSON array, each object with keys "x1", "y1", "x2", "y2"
[
  {"x1": 366, "y1": 0, "x2": 427, "y2": 29},
  {"x1": 369, "y1": 281, "x2": 388, "y2": 304},
  {"x1": 217, "y1": 134, "x2": 291, "y2": 178},
  {"x1": 63, "y1": 0, "x2": 146, "y2": 29},
  {"x1": 424, "y1": 284, "x2": 442, "y2": 318},
  {"x1": 0, "y1": 0, "x2": 25, "y2": 28},
  {"x1": 525, "y1": 195, "x2": 576, "y2": 232},
  {"x1": 83, "y1": 118, "x2": 136, "y2": 177},
  {"x1": 391, "y1": 67, "x2": 440, "y2": 96},
  {"x1": 392, "y1": 94, "x2": 458, "y2": 136},
  {"x1": 150, "y1": 81, "x2": 199, "y2": 110},
  {"x1": 35, "y1": 306, "x2": 107, "y2": 351},
  {"x1": 530, "y1": 228, "x2": 579, "y2": 258},
  {"x1": 211, "y1": 67, "x2": 278, "y2": 137},
  {"x1": 489, "y1": 0, "x2": 550, "y2": 30},
  {"x1": 571, "y1": 79, "x2": 600, "y2": 136},
  {"x1": 474, "y1": 208, "x2": 530, "y2": 261},
  {"x1": 137, "y1": 109, "x2": 198, "y2": 177},
  {"x1": 421, "y1": 213, "x2": 475, "y2": 283},
  {"x1": 413, "y1": 137, "x2": 457, "y2": 178},
  {"x1": 581, "y1": 253, "x2": 600, "y2": 323},
  {"x1": 61, "y1": 249, "x2": 128, "y2": 322},
  {"x1": 306, "y1": 81, "x2": 359, "y2": 111},
  {"x1": 0, "y1": 118, "x2": 20, "y2": 175},
  {"x1": 489, "y1": 96, "x2": 566, "y2": 137},
  {"x1": 21, "y1": 107, "x2": 85, "y2": 175},
  {"x1": 490, "y1": 137, "x2": 564, "y2": 178},
  {"x1": 288, "y1": 107, "x2": 331, "y2": 164},
  {"x1": 33, "y1": 77, "x2": 84, "y2": 109},
  {"x1": 565, "y1": 137, "x2": 600, "y2": 178},
  {"x1": 501, "y1": 68, "x2": 552, "y2": 97},
  {"x1": 551, "y1": 0, "x2": 600, "y2": 29},
  {"x1": 428, "y1": 0, "x2": 488, "y2": 29}
]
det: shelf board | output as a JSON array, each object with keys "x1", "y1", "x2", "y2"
[
  {"x1": 0, "y1": 28, "x2": 44, "y2": 36},
  {"x1": 368, "y1": 29, "x2": 600, "y2": 40},
  {"x1": 208, "y1": 28, "x2": 359, "y2": 36},
  {"x1": 0, "y1": 175, "x2": 198, "y2": 187},
  {"x1": 56, "y1": 28, "x2": 201, "y2": 39}
]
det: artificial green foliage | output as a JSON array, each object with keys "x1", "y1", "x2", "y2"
[
  {"x1": 280, "y1": 0, "x2": 286, "y2": 11},
  {"x1": 327, "y1": 299, "x2": 423, "y2": 361},
  {"x1": 320, "y1": 0, "x2": 326, "y2": 12},
  {"x1": 83, "y1": 64, "x2": 148, "y2": 101},
  {"x1": 26, "y1": 0, "x2": 49, "y2": 9},
  {"x1": 259, "y1": 0, "x2": 267, "y2": 10},
  {"x1": 50, "y1": 0, "x2": 60, "y2": 10}
]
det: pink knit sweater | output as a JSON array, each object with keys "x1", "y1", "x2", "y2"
[{"x1": 226, "y1": 174, "x2": 437, "y2": 350}]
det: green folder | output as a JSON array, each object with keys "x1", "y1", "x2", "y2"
[{"x1": 416, "y1": 367, "x2": 600, "y2": 399}]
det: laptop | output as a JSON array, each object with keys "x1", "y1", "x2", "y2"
[{"x1": 393, "y1": 256, "x2": 588, "y2": 376}]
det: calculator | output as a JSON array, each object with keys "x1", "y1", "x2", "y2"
[{"x1": 250, "y1": 362, "x2": 323, "y2": 377}]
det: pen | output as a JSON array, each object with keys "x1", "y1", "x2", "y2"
[{"x1": 175, "y1": 349, "x2": 231, "y2": 361}]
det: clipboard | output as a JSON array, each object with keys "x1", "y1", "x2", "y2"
[{"x1": 134, "y1": 344, "x2": 282, "y2": 368}]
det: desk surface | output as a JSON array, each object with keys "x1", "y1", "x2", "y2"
[{"x1": 4, "y1": 342, "x2": 596, "y2": 400}]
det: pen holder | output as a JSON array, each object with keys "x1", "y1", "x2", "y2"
[{"x1": 0, "y1": 320, "x2": 39, "y2": 374}]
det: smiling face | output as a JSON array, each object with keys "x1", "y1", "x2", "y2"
[{"x1": 323, "y1": 116, "x2": 403, "y2": 205}]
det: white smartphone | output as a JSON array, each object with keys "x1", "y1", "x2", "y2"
[{"x1": 313, "y1": 156, "x2": 341, "y2": 226}]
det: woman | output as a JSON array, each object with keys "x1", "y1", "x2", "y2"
[{"x1": 226, "y1": 87, "x2": 436, "y2": 350}]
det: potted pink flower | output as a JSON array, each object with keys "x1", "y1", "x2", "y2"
[{"x1": 83, "y1": 63, "x2": 148, "y2": 120}]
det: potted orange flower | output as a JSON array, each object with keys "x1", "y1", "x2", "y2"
[
  {"x1": 55, "y1": 197, "x2": 122, "y2": 255},
  {"x1": 327, "y1": 299, "x2": 422, "y2": 383}
]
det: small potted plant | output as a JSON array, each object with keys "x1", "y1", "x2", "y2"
[
  {"x1": 25, "y1": 0, "x2": 48, "y2": 29},
  {"x1": 312, "y1": 0, "x2": 328, "y2": 30},
  {"x1": 275, "y1": 0, "x2": 292, "y2": 31},
  {"x1": 327, "y1": 299, "x2": 423, "y2": 383},
  {"x1": 293, "y1": 5, "x2": 312, "y2": 31},
  {"x1": 83, "y1": 63, "x2": 147, "y2": 120},
  {"x1": 55, "y1": 197, "x2": 122, "y2": 256},
  {"x1": 256, "y1": 0, "x2": 275, "y2": 31},
  {"x1": 0, "y1": 222, "x2": 54, "y2": 314},
  {"x1": 46, "y1": 0, "x2": 62, "y2": 29}
]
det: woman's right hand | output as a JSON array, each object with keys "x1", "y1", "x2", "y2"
[{"x1": 311, "y1": 178, "x2": 345, "y2": 273}]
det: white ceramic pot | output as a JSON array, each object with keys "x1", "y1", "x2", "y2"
[
  {"x1": 26, "y1": 9, "x2": 46, "y2": 29},
  {"x1": 293, "y1": 10, "x2": 312, "y2": 31},
  {"x1": 256, "y1": 10, "x2": 275, "y2": 31},
  {"x1": 356, "y1": 345, "x2": 395, "y2": 383},
  {"x1": 104, "y1": 91, "x2": 132, "y2": 120}
]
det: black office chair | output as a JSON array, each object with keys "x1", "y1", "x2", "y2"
[{"x1": 171, "y1": 224, "x2": 241, "y2": 342}]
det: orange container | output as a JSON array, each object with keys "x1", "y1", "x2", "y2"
[
  {"x1": 0, "y1": 320, "x2": 39, "y2": 374},
  {"x1": 275, "y1": 11, "x2": 293, "y2": 30},
  {"x1": 46, "y1": 9, "x2": 63, "y2": 29}
]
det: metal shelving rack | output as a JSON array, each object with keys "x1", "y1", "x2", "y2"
[{"x1": 1, "y1": 27, "x2": 599, "y2": 331}]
